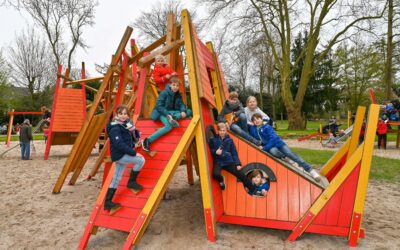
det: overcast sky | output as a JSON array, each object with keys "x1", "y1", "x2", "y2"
[{"x1": 0, "y1": 0, "x2": 195, "y2": 76}]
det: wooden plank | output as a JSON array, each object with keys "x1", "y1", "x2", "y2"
[
  {"x1": 298, "y1": 177, "x2": 311, "y2": 218},
  {"x1": 288, "y1": 170, "x2": 300, "y2": 222},
  {"x1": 276, "y1": 163, "x2": 288, "y2": 221},
  {"x1": 255, "y1": 150, "x2": 267, "y2": 219},
  {"x1": 266, "y1": 157, "x2": 278, "y2": 220},
  {"x1": 138, "y1": 39, "x2": 184, "y2": 67},
  {"x1": 128, "y1": 35, "x2": 167, "y2": 65}
]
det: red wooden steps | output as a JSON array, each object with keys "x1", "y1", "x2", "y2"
[{"x1": 79, "y1": 119, "x2": 191, "y2": 248}]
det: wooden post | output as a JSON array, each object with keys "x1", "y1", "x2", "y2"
[{"x1": 5, "y1": 109, "x2": 14, "y2": 146}]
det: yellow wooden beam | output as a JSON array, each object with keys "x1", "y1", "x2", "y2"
[
  {"x1": 138, "y1": 39, "x2": 184, "y2": 67},
  {"x1": 182, "y1": 9, "x2": 217, "y2": 241},
  {"x1": 128, "y1": 35, "x2": 167, "y2": 65},
  {"x1": 319, "y1": 139, "x2": 350, "y2": 176},
  {"x1": 346, "y1": 106, "x2": 366, "y2": 161},
  {"x1": 348, "y1": 104, "x2": 380, "y2": 243}
]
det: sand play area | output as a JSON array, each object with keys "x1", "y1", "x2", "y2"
[{"x1": 1, "y1": 139, "x2": 400, "y2": 249}]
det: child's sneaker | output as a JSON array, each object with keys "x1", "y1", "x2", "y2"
[
  {"x1": 168, "y1": 115, "x2": 179, "y2": 128},
  {"x1": 142, "y1": 138, "x2": 151, "y2": 152},
  {"x1": 219, "y1": 181, "x2": 225, "y2": 190},
  {"x1": 309, "y1": 169, "x2": 321, "y2": 182}
]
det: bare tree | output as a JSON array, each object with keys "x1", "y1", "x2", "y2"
[
  {"x1": 14, "y1": 0, "x2": 97, "y2": 72},
  {"x1": 7, "y1": 28, "x2": 54, "y2": 107},
  {"x1": 132, "y1": 0, "x2": 204, "y2": 45},
  {"x1": 199, "y1": 0, "x2": 387, "y2": 129}
]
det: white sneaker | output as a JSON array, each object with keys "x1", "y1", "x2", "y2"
[{"x1": 309, "y1": 169, "x2": 321, "y2": 182}]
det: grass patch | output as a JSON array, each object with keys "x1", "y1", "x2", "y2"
[
  {"x1": 291, "y1": 147, "x2": 400, "y2": 183},
  {"x1": 275, "y1": 120, "x2": 398, "y2": 141},
  {"x1": 0, "y1": 134, "x2": 44, "y2": 142}
]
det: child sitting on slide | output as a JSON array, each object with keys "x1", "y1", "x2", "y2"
[
  {"x1": 217, "y1": 91, "x2": 261, "y2": 145},
  {"x1": 152, "y1": 54, "x2": 177, "y2": 91},
  {"x1": 249, "y1": 113, "x2": 321, "y2": 182},
  {"x1": 244, "y1": 96, "x2": 271, "y2": 126},
  {"x1": 208, "y1": 122, "x2": 256, "y2": 193},
  {"x1": 248, "y1": 170, "x2": 270, "y2": 197},
  {"x1": 142, "y1": 77, "x2": 191, "y2": 152}
]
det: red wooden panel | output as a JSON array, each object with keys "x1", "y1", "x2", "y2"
[
  {"x1": 276, "y1": 163, "x2": 288, "y2": 221},
  {"x1": 266, "y1": 157, "x2": 278, "y2": 220},
  {"x1": 224, "y1": 171, "x2": 237, "y2": 215},
  {"x1": 337, "y1": 164, "x2": 361, "y2": 227},
  {"x1": 236, "y1": 183, "x2": 247, "y2": 217},
  {"x1": 138, "y1": 127, "x2": 188, "y2": 136},
  {"x1": 325, "y1": 185, "x2": 343, "y2": 226},
  {"x1": 298, "y1": 177, "x2": 311, "y2": 217},
  {"x1": 95, "y1": 214, "x2": 135, "y2": 232},
  {"x1": 112, "y1": 195, "x2": 148, "y2": 209},
  {"x1": 136, "y1": 119, "x2": 191, "y2": 127},
  {"x1": 245, "y1": 194, "x2": 257, "y2": 218},
  {"x1": 255, "y1": 151, "x2": 267, "y2": 219},
  {"x1": 288, "y1": 170, "x2": 300, "y2": 222}
]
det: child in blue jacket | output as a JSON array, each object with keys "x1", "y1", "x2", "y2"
[
  {"x1": 142, "y1": 77, "x2": 192, "y2": 152},
  {"x1": 249, "y1": 113, "x2": 321, "y2": 182},
  {"x1": 208, "y1": 122, "x2": 256, "y2": 193},
  {"x1": 248, "y1": 170, "x2": 270, "y2": 197},
  {"x1": 105, "y1": 105, "x2": 146, "y2": 215}
]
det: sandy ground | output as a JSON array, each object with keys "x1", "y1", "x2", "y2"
[{"x1": 0, "y1": 140, "x2": 399, "y2": 250}]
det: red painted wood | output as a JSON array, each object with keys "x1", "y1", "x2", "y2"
[
  {"x1": 326, "y1": 154, "x2": 347, "y2": 182},
  {"x1": 255, "y1": 151, "x2": 267, "y2": 219},
  {"x1": 266, "y1": 157, "x2": 277, "y2": 220},
  {"x1": 225, "y1": 172, "x2": 237, "y2": 216},
  {"x1": 276, "y1": 163, "x2": 288, "y2": 221},
  {"x1": 337, "y1": 164, "x2": 361, "y2": 227},
  {"x1": 204, "y1": 208, "x2": 216, "y2": 242},
  {"x1": 133, "y1": 63, "x2": 147, "y2": 117},
  {"x1": 325, "y1": 184, "x2": 343, "y2": 226},
  {"x1": 288, "y1": 170, "x2": 300, "y2": 222},
  {"x1": 123, "y1": 212, "x2": 147, "y2": 250},
  {"x1": 298, "y1": 177, "x2": 311, "y2": 218},
  {"x1": 95, "y1": 214, "x2": 134, "y2": 232},
  {"x1": 348, "y1": 212, "x2": 362, "y2": 247},
  {"x1": 288, "y1": 211, "x2": 315, "y2": 241},
  {"x1": 218, "y1": 215, "x2": 350, "y2": 237},
  {"x1": 236, "y1": 138, "x2": 247, "y2": 217}
]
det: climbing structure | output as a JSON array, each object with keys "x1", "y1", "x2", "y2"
[
  {"x1": 69, "y1": 10, "x2": 378, "y2": 249},
  {"x1": 44, "y1": 65, "x2": 87, "y2": 160}
]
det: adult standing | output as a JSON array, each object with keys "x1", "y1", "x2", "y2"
[{"x1": 19, "y1": 119, "x2": 33, "y2": 160}]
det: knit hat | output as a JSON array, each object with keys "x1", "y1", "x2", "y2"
[{"x1": 23, "y1": 119, "x2": 30, "y2": 125}]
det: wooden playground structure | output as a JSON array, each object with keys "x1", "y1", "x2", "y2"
[{"x1": 43, "y1": 10, "x2": 380, "y2": 249}]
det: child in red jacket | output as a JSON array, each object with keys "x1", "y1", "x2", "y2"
[
  {"x1": 377, "y1": 114, "x2": 388, "y2": 149},
  {"x1": 152, "y1": 55, "x2": 177, "y2": 91}
]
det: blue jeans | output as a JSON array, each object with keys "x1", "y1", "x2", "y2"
[
  {"x1": 20, "y1": 141, "x2": 30, "y2": 160},
  {"x1": 148, "y1": 109, "x2": 192, "y2": 143},
  {"x1": 269, "y1": 145, "x2": 311, "y2": 172},
  {"x1": 230, "y1": 113, "x2": 257, "y2": 143},
  {"x1": 109, "y1": 154, "x2": 145, "y2": 189}
]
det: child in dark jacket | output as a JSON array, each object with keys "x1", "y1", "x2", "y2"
[
  {"x1": 248, "y1": 170, "x2": 270, "y2": 197},
  {"x1": 105, "y1": 105, "x2": 145, "y2": 215},
  {"x1": 249, "y1": 113, "x2": 321, "y2": 182},
  {"x1": 152, "y1": 54, "x2": 177, "y2": 91},
  {"x1": 142, "y1": 77, "x2": 192, "y2": 152},
  {"x1": 208, "y1": 122, "x2": 256, "y2": 193},
  {"x1": 377, "y1": 114, "x2": 388, "y2": 149},
  {"x1": 217, "y1": 91, "x2": 261, "y2": 145}
]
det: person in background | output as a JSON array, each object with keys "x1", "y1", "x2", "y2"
[{"x1": 19, "y1": 119, "x2": 33, "y2": 160}]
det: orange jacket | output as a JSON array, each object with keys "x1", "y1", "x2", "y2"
[{"x1": 152, "y1": 64, "x2": 176, "y2": 91}]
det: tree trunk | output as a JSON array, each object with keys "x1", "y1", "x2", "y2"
[
  {"x1": 287, "y1": 106, "x2": 304, "y2": 130},
  {"x1": 384, "y1": 0, "x2": 393, "y2": 101}
]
